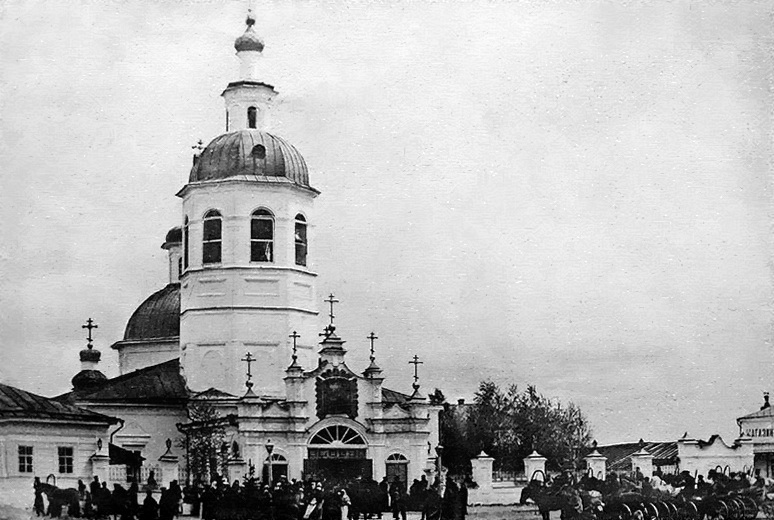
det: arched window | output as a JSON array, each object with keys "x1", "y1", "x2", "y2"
[
  {"x1": 295, "y1": 214, "x2": 307, "y2": 266},
  {"x1": 202, "y1": 210, "x2": 222, "y2": 265},
  {"x1": 247, "y1": 106, "x2": 257, "y2": 129},
  {"x1": 309, "y1": 426, "x2": 366, "y2": 446},
  {"x1": 183, "y1": 217, "x2": 189, "y2": 270},
  {"x1": 251, "y1": 209, "x2": 274, "y2": 262},
  {"x1": 178, "y1": 258, "x2": 183, "y2": 279}
]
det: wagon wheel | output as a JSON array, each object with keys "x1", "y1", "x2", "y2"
[
  {"x1": 654, "y1": 501, "x2": 669, "y2": 520},
  {"x1": 709, "y1": 499, "x2": 729, "y2": 520},
  {"x1": 680, "y1": 501, "x2": 699, "y2": 520},
  {"x1": 665, "y1": 501, "x2": 678, "y2": 520},
  {"x1": 739, "y1": 496, "x2": 757, "y2": 520},
  {"x1": 761, "y1": 501, "x2": 774, "y2": 520},
  {"x1": 612, "y1": 502, "x2": 634, "y2": 520},
  {"x1": 727, "y1": 498, "x2": 743, "y2": 520},
  {"x1": 645, "y1": 502, "x2": 659, "y2": 520}
]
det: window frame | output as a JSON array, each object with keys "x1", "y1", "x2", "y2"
[
  {"x1": 183, "y1": 216, "x2": 189, "y2": 270},
  {"x1": 18, "y1": 445, "x2": 33, "y2": 473},
  {"x1": 58, "y1": 446, "x2": 74, "y2": 474},
  {"x1": 294, "y1": 213, "x2": 308, "y2": 267},
  {"x1": 247, "y1": 106, "x2": 257, "y2": 129},
  {"x1": 202, "y1": 210, "x2": 223, "y2": 266},
  {"x1": 250, "y1": 209, "x2": 275, "y2": 263}
]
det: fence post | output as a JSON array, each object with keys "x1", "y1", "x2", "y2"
[
  {"x1": 523, "y1": 450, "x2": 547, "y2": 482},
  {"x1": 584, "y1": 443, "x2": 607, "y2": 480}
]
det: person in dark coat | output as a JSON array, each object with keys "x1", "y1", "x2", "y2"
[
  {"x1": 33, "y1": 477, "x2": 45, "y2": 517},
  {"x1": 159, "y1": 488, "x2": 177, "y2": 520},
  {"x1": 139, "y1": 490, "x2": 158, "y2": 520}
]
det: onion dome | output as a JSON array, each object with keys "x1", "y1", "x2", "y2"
[
  {"x1": 124, "y1": 284, "x2": 180, "y2": 341},
  {"x1": 80, "y1": 347, "x2": 101, "y2": 363},
  {"x1": 234, "y1": 13, "x2": 264, "y2": 53},
  {"x1": 189, "y1": 130, "x2": 311, "y2": 189},
  {"x1": 72, "y1": 370, "x2": 108, "y2": 392}
]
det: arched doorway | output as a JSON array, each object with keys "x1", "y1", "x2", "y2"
[
  {"x1": 385, "y1": 453, "x2": 409, "y2": 488},
  {"x1": 304, "y1": 425, "x2": 372, "y2": 482},
  {"x1": 262, "y1": 453, "x2": 288, "y2": 483}
]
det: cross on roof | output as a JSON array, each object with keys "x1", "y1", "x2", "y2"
[
  {"x1": 367, "y1": 332, "x2": 378, "y2": 361},
  {"x1": 241, "y1": 352, "x2": 255, "y2": 391},
  {"x1": 82, "y1": 318, "x2": 98, "y2": 349},
  {"x1": 289, "y1": 331, "x2": 300, "y2": 364},
  {"x1": 324, "y1": 293, "x2": 339, "y2": 326},
  {"x1": 409, "y1": 354, "x2": 423, "y2": 389}
]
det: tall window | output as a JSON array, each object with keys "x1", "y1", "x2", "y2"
[
  {"x1": 18, "y1": 446, "x2": 33, "y2": 473},
  {"x1": 247, "y1": 106, "x2": 257, "y2": 129},
  {"x1": 183, "y1": 217, "x2": 189, "y2": 270},
  {"x1": 251, "y1": 209, "x2": 274, "y2": 262},
  {"x1": 202, "y1": 210, "x2": 222, "y2": 265},
  {"x1": 58, "y1": 447, "x2": 74, "y2": 474},
  {"x1": 295, "y1": 214, "x2": 307, "y2": 267}
]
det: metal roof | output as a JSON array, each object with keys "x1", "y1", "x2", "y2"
[
  {"x1": 60, "y1": 358, "x2": 189, "y2": 405},
  {"x1": 0, "y1": 382, "x2": 117, "y2": 424},
  {"x1": 593, "y1": 441, "x2": 679, "y2": 471},
  {"x1": 122, "y1": 283, "x2": 180, "y2": 341},
  {"x1": 189, "y1": 130, "x2": 311, "y2": 189}
]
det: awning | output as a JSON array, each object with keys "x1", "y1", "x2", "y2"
[{"x1": 109, "y1": 443, "x2": 145, "y2": 466}]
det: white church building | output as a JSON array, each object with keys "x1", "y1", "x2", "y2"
[{"x1": 58, "y1": 12, "x2": 441, "y2": 488}]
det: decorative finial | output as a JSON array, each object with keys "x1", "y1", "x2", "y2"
[
  {"x1": 82, "y1": 318, "x2": 98, "y2": 349},
  {"x1": 241, "y1": 352, "x2": 256, "y2": 392},
  {"x1": 367, "y1": 332, "x2": 378, "y2": 362},
  {"x1": 192, "y1": 139, "x2": 204, "y2": 153},
  {"x1": 289, "y1": 331, "x2": 300, "y2": 366},
  {"x1": 246, "y1": 9, "x2": 256, "y2": 27},
  {"x1": 409, "y1": 354, "x2": 423, "y2": 391}
]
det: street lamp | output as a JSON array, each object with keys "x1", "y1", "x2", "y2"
[{"x1": 266, "y1": 439, "x2": 274, "y2": 486}]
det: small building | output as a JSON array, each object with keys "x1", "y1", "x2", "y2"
[
  {"x1": 0, "y1": 382, "x2": 118, "y2": 508},
  {"x1": 737, "y1": 393, "x2": 774, "y2": 478}
]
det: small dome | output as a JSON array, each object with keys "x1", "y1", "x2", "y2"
[
  {"x1": 235, "y1": 15, "x2": 264, "y2": 53},
  {"x1": 80, "y1": 347, "x2": 101, "y2": 363},
  {"x1": 165, "y1": 226, "x2": 182, "y2": 245},
  {"x1": 124, "y1": 284, "x2": 180, "y2": 341},
  {"x1": 72, "y1": 370, "x2": 108, "y2": 392},
  {"x1": 189, "y1": 130, "x2": 311, "y2": 188}
]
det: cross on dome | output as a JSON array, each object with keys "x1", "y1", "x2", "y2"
[
  {"x1": 409, "y1": 354, "x2": 423, "y2": 391},
  {"x1": 82, "y1": 318, "x2": 98, "y2": 349}
]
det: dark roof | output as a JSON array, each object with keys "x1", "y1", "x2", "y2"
[
  {"x1": 164, "y1": 226, "x2": 182, "y2": 246},
  {"x1": 189, "y1": 130, "x2": 311, "y2": 189},
  {"x1": 122, "y1": 284, "x2": 180, "y2": 341},
  {"x1": 382, "y1": 388, "x2": 411, "y2": 405},
  {"x1": 592, "y1": 441, "x2": 678, "y2": 471},
  {"x1": 59, "y1": 358, "x2": 189, "y2": 405},
  {"x1": 0, "y1": 383, "x2": 117, "y2": 424}
]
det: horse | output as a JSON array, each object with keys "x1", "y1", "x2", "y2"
[
  {"x1": 520, "y1": 480, "x2": 575, "y2": 520},
  {"x1": 37, "y1": 482, "x2": 81, "y2": 518}
]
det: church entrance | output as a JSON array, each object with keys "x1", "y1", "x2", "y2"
[{"x1": 304, "y1": 425, "x2": 372, "y2": 482}]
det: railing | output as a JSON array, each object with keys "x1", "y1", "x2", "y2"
[
  {"x1": 492, "y1": 470, "x2": 525, "y2": 482},
  {"x1": 108, "y1": 464, "x2": 127, "y2": 483},
  {"x1": 140, "y1": 464, "x2": 162, "y2": 485}
]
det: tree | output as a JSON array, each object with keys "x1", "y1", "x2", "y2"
[
  {"x1": 439, "y1": 381, "x2": 592, "y2": 474},
  {"x1": 181, "y1": 400, "x2": 228, "y2": 484}
]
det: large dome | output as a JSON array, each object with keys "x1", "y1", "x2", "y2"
[
  {"x1": 123, "y1": 283, "x2": 180, "y2": 341},
  {"x1": 189, "y1": 130, "x2": 311, "y2": 188}
]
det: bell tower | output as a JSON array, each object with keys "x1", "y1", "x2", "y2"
[
  {"x1": 178, "y1": 14, "x2": 319, "y2": 398},
  {"x1": 223, "y1": 12, "x2": 277, "y2": 132}
]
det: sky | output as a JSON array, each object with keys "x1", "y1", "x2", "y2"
[{"x1": 1, "y1": 0, "x2": 772, "y2": 445}]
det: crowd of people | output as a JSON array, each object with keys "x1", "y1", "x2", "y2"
[{"x1": 33, "y1": 473, "x2": 471, "y2": 520}]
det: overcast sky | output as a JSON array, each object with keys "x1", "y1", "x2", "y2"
[{"x1": 1, "y1": 0, "x2": 772, "y2": 444}]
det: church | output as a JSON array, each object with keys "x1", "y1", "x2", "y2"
[{"x1": 57, "y1": 12, "x2": 441, "y2": 489}]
